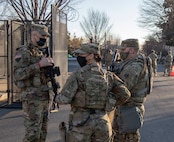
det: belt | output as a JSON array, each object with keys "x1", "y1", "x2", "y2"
[{"x1": 73, "y1": 108, "x2": 105, "y2": 114}]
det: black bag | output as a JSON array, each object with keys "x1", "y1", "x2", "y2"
[{"x1": 118, "y1": 106, "x2": 143, "y2": 133}]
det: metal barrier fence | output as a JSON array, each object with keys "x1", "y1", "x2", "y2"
[
  {"x1": 0, "y1": 20, "x2": 9, "y2": 105},
  {"x1": 0, "y1": 8, "x2": 67, "y2": 107}
]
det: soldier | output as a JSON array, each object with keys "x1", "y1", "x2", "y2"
[
  {"x1": 148, "y1": 50, "x2": 158, "y2": 76},
  {"x1": 110, "y1": 49, "x2": 121, "y2": 71},
  {"x1": 112, "y1": 39, "x2": 149, "y2": 142},
  {"x1": 55, "y1": 43, "x2": 130, "y2": 142},
  {"x1": 13, "y1": 29, "x2": 54, "y2": 142},
  {"x1": 163, "y1": 51, "x2": 173, "y2": 76},
  {"x1": 105, "y1": 49, "x2": 113, "y2": 70}
]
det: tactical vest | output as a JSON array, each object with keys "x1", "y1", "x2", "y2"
[
  {"x1": 114, "y1": 54, "x2": 152, "y2": 98},
  {"x1": 71, "y1": 64, "x2": 108, "y2": 110},
  {"x1": 14, "y1": 44, "x2": 48, "y2": 89}
]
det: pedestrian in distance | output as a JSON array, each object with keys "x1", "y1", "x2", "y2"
[
  {"x1": 148, "y1": 49, "x2": 158, "y2": 76},
  {"x1": 112, "y1": 39, "x2": 151, "y2": 142},
  {"x1": 13, "y1": 29, "x2": 55, "y2": 142},
  {"x1": 56, "y1": 43, "x2": 131, "y2": 142},
  {"x1": 110, "y1": 49, "x2": 121, "y2": 72},
  {"x1": 163, "y1": 51, "x2": 173, "y2": 76},
  {"x1": 105, "y1": 49, "x2": 113, "y2": 70}
]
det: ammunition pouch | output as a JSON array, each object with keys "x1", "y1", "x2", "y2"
[
  {"x1": 105, "y1": 92, "x2": 117, "y2": 112},
  {"x1": 32, "y1": 74, "x2": 41, "y2": 87},
  {"x1": 15, "y1": 76, "x2": 41, "y2": 89},
  {"x1": 14, "y1": 79, "x2": 32, "y2": 89},
  {"x1": 71, "y1": 111, "x2": 90, "y2": 127},
  {"x1": 14, "y1": 80, "x2": 25, "y2": 88},
  {"x1": 118, "y1": 106, "x2": 143, "y2": 133},
  {"x1": 20, "y1": 87, "x2": 49, "y2": 101}
]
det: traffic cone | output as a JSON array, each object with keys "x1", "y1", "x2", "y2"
[{"x1": 170, "y1": 65, "x2": 174, "y2": 76}]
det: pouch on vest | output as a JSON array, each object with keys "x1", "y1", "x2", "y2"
[
  {"x1": 118, "y1": 106, "x2": 143, "y2": 133},
  {"x1": 105, "y1": 92, "x2": 117, "y2": 112},
  {"x1": 14, "y1": 80, "x2": 26, "y2": 88},
  {"x1": 72, "y1": 111, "x2": 90, "y2": 127}
]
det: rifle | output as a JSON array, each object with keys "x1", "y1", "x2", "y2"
[
  {"x1": 40, "y1": 47, "x2": 61, "y2": 110},
  {"x1": 45, "y1": 65, "x2": 60, "y2": 110}
]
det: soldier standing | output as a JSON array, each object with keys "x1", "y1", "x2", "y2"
[
  {"x1": 110, "y1": 49, "x2": 121, "y2": 71},
  {"x1": 56, "y1": 43, "x2": 130, "y2": 142},
  {"x1": 112, "y1": 39, "x2": 149, "y2": 142},
  {"x1": 148, "y1": 50, "x2": 158, "y2": 76},
  {"x1": 13, "y1": 29, "x2": 54, "y2": 142},
  {"x1": 105, "y1": 49, "x2": 113, "y2": 70},
  {"x1": 163, "y1": 51, "x2": 173, "y2": 76}
]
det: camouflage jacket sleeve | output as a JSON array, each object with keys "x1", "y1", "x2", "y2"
[
  {"x1": 108, "y1": 71, "x2": 131, "y2": 105},
  {"x1": 166, "y1": 55, "x2": 173, "y2": 63},
  {"x1": 56, "y1": 72, "x2": 78, "y2": 104},
  {"x1": 13, "y1": 47, "x2": 40, "y2": 81},
  {"x1": 119, "y1": 61, "x2": 143, "y2": 90}
]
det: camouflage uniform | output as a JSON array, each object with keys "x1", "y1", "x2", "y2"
[
  {"x1": 105, "y1": 50, "x2": 113, "y2": 70},
  {"x1": 13, "y1": 41, "x2": 52, "y2": 142},
  {"x1": 163, "y1": 51, "x2": 173, "y2": 76},
  {"x1": 148, "y1": 50, "x2": 158, "y2": 76},
  {"x1": 56, "y1": 43, "x2": 130, "y2": 142},
  {"x1": 113, "y1": 39, "x2": 149, "y2": 142}
]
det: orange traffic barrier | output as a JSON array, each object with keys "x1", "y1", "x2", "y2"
[{"x1": 170, "y1": 65, "x2": 174, "y2": 76}]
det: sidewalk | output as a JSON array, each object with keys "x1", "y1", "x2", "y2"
[
  {"x1": 1, "y1": 64, "x2": 174, "y2": 142},
  {"x1": 140, "y1": 71, "x2": 174, "y2": 142},
  {"x1": 0, "y1": 103, "x2": 70, "y2": 142}
]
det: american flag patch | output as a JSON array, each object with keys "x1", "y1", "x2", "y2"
[
  {"x1": 15, "y1": 54, "x2": 22, "y2": 62},
  {"x1": 15, "y1": 54, "x2": 21, "y2": 59}
]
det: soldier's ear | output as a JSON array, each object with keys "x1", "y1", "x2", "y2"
[
  {"x1": 87, "y1": 53, "x2": 94, "y2": 59},
  {"x1": 128, "y1": 48, "x2": 133, "y2": 53}
]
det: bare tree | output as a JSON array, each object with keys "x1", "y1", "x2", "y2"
[
  {"x1": 0, "y1": 0, "x2": 85, "y2": 24},
  {"x1": 80, "y1": 9, "x2": 112, "y2": 44},
  {"x1": 111, "y1": 34, "x2": 121, "y2": 45},
  {"x1": 139, "y1": 0, "x2": 174, "y2": 42},
  {"x1": 142, "y1": 36, "x2": 162, "y2": 54},
  {"x1": 162, "y1": 0, "x2": 174, "y2": 45},
  {"x1": 138, "y1": 0, "x2": 166, "y2": 34}
]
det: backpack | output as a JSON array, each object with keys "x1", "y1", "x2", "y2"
[
  {"x1": 138, "y1": 54, "x2": 153, "y2": 95},
  {"x1": 114, "y1": 54, "x2": 153, "y2": 95}
]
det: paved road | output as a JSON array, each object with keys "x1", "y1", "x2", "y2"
[
  {"x1": 140, "y1": 65, "x2": 174, "y2": 142},
  {"x1": 0, "y1": 64, "x2": 174, "y2": 142}
]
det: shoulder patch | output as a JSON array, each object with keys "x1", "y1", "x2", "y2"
[
  {"x1": 15, "y1": 53, "x2": 22, "y2": 62},
  {"x1": 17, "y1": 45, "x2": 28, "y2": 51},
  {"x1": 15, "y1": 45, "x2": 29, "y2": 62}
]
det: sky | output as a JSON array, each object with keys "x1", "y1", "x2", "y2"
[{"x1": 67, "y1": 0, "x2": 150, "y2": 45}]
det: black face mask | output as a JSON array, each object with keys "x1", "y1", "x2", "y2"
[
  {"x1": 37, "y1": 38, "x2": 46, "y2": 46},
  {"x1": 77, "y1": 56, "x2": 87, "y2": 67},
  {"x1": 120, "y1": 51, "x2": 129, "y2": 60}
]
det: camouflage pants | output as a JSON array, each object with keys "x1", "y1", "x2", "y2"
[
  {"x1": 105, "y1": 61, "x2": 112, "y2": 70},
  {"x1": 152, "y1": 64, "x2": 157, "y2": 75},
  {"x1": 112, "y1": 110, "x2": 140, "y2": 142},
  {"x1": 113, "y1": 127, "x2": 140, "y2": 142},
  {"x1": 164, "y1": 64, "x2": 172, "y2": 76},
  {"x1": 68, "y1": 111, "x2": 113, "y2": 142},
  {"x1": 22, "y1": 99, "x2": 49, "y2": 142}
]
